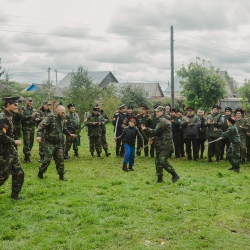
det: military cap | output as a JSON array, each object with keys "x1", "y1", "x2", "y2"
[
  {"x1": 186, "y1": 107, "x2": 194, "y2": 111},
  {"x1": 127, "y1": 106, "x2": 134, "y2": 110},
  {"x1": 3, "y1": 96, "x2": 20, "y2": 104},
  {"x1": 154, "y1": 106, "x2": 166, "y2": 112},
  {"x1": 212, "y1": 105, "x2": 220, "y2": 109},
  {"x1": 67, "y1": 103, "x2": 75, "y2": 109},
  {"x1": 176, "y1": 109, "x2": 180, "y2": 113},
  {"x1": 153, "y1": 104, "x2": 159, "y2": 109},
  {"x1": 43, "y1": 101, "x2": 51, "y2": 105},
  {"x1": 26, "y1": 97, "x2": 33, "y2": 101},
  {"x1": 128, "y1": 116, "x2": 137, "y2": 123},
  {"x1": 170, "y1": 108, "x2": 177, "y2": 113},
  {"x1": 93, "y1": 107, "x2": 99, "y2": 111},
  {"x1": 235, "y1": 108, "x2": 244, "y2": 114},
  {"x1": 225, "y1": 107, "x2": 232, "y2": 112},
  {"x1": 228, "y1": 116, "x2": 236, "y2": 124},
  {"x1": 198, "y1": 107, "x2": 204, "y2": 111},
  {"x1": 118, "y1": 104, "x2": 126, "y2": 109},
  {"x1": 140, "y1": 105, "x2": 148, "y2": 110}
]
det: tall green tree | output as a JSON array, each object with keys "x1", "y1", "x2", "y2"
[
  {"x1": 176, "y1": 59, "x2": 226, "y2": 112},
  {"x1": 64, "y1": 66, "x2": 100, "y2": 122},
  {"x1": 237, "y1": 79, "x2": 250, "y2": 110}
]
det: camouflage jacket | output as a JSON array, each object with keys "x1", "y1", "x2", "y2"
[
  {"x1": 137, "y1": 113, "x2": 149, "y2": 129},
  {"x1": 0, "y1": 109, "x2": 15, "y2": 147},
  {"x1": 100, "y1": 110, "x2": 109, "y2": 124},
  {"x1": 221, "y1": 125, "x2": 240, "y2": 144},
  {"x1": 37, "y1": 113, "x2": 71, "y2": 144},
  {"x1": 147, "y1": 115, "x2": 174, "y2": 152},
  {"x1": 205, "y1": 112, "x2": 223, "y2": 137},
  {"x1": 65, "y1": 112, "x2": 80, "y2": 132},
  {"x1": 85, "y1": 113, "x2": 105, "y2": 137},
  {"x1": 35, "y1": 106, "x2": 51, "y2": 127},
  {"x1": 235, "y1": 117, "x2": 249, "y2": 137},
  {"x1": 21, "y1": 105, "x2": 36, "y2": 127}
]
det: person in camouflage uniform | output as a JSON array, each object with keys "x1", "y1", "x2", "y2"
[
  {"x1": 64, "y1": 104, "x2": 80, "y2": 159},
  {"x1": 35, "y1": 101, "x2": 51, "y2": 162},
  {"x1": 36, "y1": 105, "x2": 76, "y2": 181},
  {"x1": 0, "y1": 96, "x2": 24, "y2": 200},
  {"x1": 218, "y1": 116, "x2": 241, "y2": 172},
  {"x1": 21, "y1": 97, "x2": 38, "y2": 163},
  {"x1": 85, "y1": 107, "x2": 105, "y2": 157},
  {"x1": 136, "y1": 105, "x2": 150, "y2": 157},
  {"x1": 96, "y1": 104, "x2": 111, "y2": 157},
  {"x1": 13, "y1": 99, "x2": 23, "y2": 142},
  {"x1": 205, "y1": 105, "x2": 223, "y2": 163},
  {"x1": 141, "y1": 106, "x2": 180, "y2": 183},
  {"x1": 220, "y1": 107, "x2": 232, "y2": 160},
  {"x1": 235, "y1": 108, "x2": 249, "y2": 164}
]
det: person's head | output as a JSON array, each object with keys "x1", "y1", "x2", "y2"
[
  {"x1": 67, "y1": 103, "x2": 75, "y2": 113},
  {"x1": 235, "y1": 108, "x2": 244, "y2": 119},
  {"x1": 140, "y1": 105, "x2": 148, "y2": 114},
  {"x1": 225, "y1": 107, "x2": 232, "y2": 116},
  {"x1": 176, "y1": 109, "x2": 182, "y2": 117},
  {"x1": 43, "y1": 101, "x2": 51, "y2": 111},
  {"x1": 92, "y1": 107, "x2": 100, "y2": 115},
  {"x1": 165, "y1": 103, "x2": 171, "y2": 113},
  {"x1": 212, "y1": 105, "x2": 220, "y2": 114},
  {"x1": 154, "y1": 106, "x2": 166, "y2": 118},
  {"x1": 4, "y1": 96, "x2": 20, "y2": 113},
  {"x1": 128, "y1": 117, "x2": 137, "y2": 127},
  {"x1": 118, "y1": 104, "x2": 126, "y2": 113},
  {"x1": 96, "y1": 103, "x2": 102, "y2": 110},
  {"x1": 127, "y1": 106, "x2": 133, "y2": 115},
  {"x1": 170, "y1": 108, "x2": 176, "y2": 117},
  {"x1": 56, "y1": 105, "x2": 66, "y2": 118},
  {"x1": 197, "y1": 108, "x2": 204, "y2": 117},
  {"x1": 26, "y1": 97, "x2": 33, "y2": 107},
  {"x1": 227, "y1": 116, "x2": 236, "y2": 127},
  {"x1": 186, "y1": 107, "x2": 194, "y2": 116}
]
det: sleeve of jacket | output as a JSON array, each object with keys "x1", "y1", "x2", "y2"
[
  {"x1": 137, "y1": 128, "x2": 144, "y2": 147},
  {"x1": 37, "y1": 116, "x2": 50, "y2": 137},
  {"x1": 0, "y1": 118, "x2": 15, "y2": 145}
]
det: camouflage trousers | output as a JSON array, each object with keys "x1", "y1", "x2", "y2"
[
  {"x1": 0, "y1": 145, "x2": 24, "y2": 192},
  {"x1": 227, "y1": 143, "x2": 240, "y2": 168},
  {"x1": 64, "y1": 134, "x2": 78, "y2": 152},
  {"x1": 208, "y1": 136, "x2": 221, "y2": 157},
  {"x1": 101, "y1": 133, "x2": 109, "y2": 151},
  {"x1": 39, "y1": 142, "x2": 65, "y2": 175},
  {"x1": 89, "y1": 136, "x2": 102, "y2": 154},
  {"x1": 22, "y1": 127, "x2": 35, "y2": 156},
  {"x1": 240, "y1": 135, "x2": 247, "y2": 158},
  {"x1": 39, "y1": 133, "x2": 45, "y2": 155},
  {"x1": 155, "y1": 150, "x2": 175, "y2": 176}
]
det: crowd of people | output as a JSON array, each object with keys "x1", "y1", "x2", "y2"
[{"x1": 0, "y1": 95, "x2": 248, "y2": 200}]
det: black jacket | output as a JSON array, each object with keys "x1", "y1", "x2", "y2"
[{"x1": 117, "y1": 126, "x2": 143, "y2": 147}]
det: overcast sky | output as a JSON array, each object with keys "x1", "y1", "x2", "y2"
[{"x1": 1, "y1": 0, "x2": 250, "y2": 90}]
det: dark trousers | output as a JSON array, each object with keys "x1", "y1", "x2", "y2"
[
  {"x1": 180, "y1": 131, "x2": 185, "y2": 156},
  {"x1": 184, "y1": 138, "x2": 198, "y2": 160},
  {"x1": 197, "y1": 138, "x2": 206, "y2": 157},
  {"x1": 220, "y1": 137, "x2": 230, "y2": 159},
  {"x1": 173, "y1": 133, "x2": 180, "y2": 158},
  {"x1": 150, "y1": 142, "x2": 155, "y2": 157}
]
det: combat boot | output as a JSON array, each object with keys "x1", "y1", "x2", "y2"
[
  {"x1": 24, "y1": 155, "x2": 31, "y2": 163},
  {"x1": 200, "y1": 153, "x2": 203, "y2": 159},
  {"x1": 104, "y1": 149, "x2": 111, "y2": 157},
  {"x1": 97, "y1": 153, "x2": 101, "y2": 157},
  {"x1": 59, "y1": 173, "x2": 68, "y2": 181},
  {"x1": 171, "y1": 171, "x2": 180, "y2": 183},
  {"x1": 38, "y1": 154, "x2": 44, "y2": 162},
  {"x1": 64, "y1": 151, "x2": 70, "y2": 160},
  {"x1": 38, "y1": 171, "x2": 44, "y2": 179},
  {"x1": 129, "y1": 165, "x2": 134, "y2": 171},
  {"x1": 208, "y1": 156, "x2": 212, "y2": 162},
  {"x1": 241, "y1": 158, "x2": 245, "y2": 164},
  {"x1": 157, "y1": 175, "x2": 163, "y2": 183},
  {"x1": 216, "y1": 156, "x2": 220, "y2": 163},
  {"x1": 233, "y1": 167, "x2": 240, "y2": 173},
  {"x1": 74, "y1": 150, "x2": 79, "y2": 157},
  {"x1": 122, "y1": 162, "x2": 128, "y2": 172},
  {"x1": 91, "y1": 152, "x2": 94, "y2": 157},
  {"x1": 11, "y1": 191, "x2": 21, "y2": 200}
]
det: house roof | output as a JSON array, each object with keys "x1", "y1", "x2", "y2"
[
  {"x1": 58, "y1": 71, "x2": 118, "y2": 88},
  {"x1": 110, "y1": 82, "x2": 164, "y2": 98}
]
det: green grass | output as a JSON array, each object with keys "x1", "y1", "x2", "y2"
[{"x1": 1, "y1": 123, "x2": 250, "y2": 249}]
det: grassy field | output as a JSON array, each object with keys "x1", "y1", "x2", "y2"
[{"x1": 1, "y1": 123, "x2": 250, "y2": 250}]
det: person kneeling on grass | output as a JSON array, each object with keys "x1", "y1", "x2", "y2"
[
  {"x1": 114, "y1": 116, "x2": 143, "y2": 171},
  {"x1": 217, "y1": 116, "x2": 241, "y2": 172}
]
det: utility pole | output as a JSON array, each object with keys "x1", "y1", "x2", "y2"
[
  {"x1": 170, "y1": 26, "x2": 174, "y2": 108},
  {"x1": 54, "y1": 69, "x2": 57, "y2": 86},
  {"x1": 48, "y1": 67, "x2": 51, "y2": 82}
]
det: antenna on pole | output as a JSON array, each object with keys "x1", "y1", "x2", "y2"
[
  {"x1": 54, "y1": 69, "x2": 57, "y2": 86},
  {"x1": 48, "y1": 67, "x2": 51, "y2": 82},
  {"x1": 170, "y1": 26, "x2": 175, "y2": 108}
]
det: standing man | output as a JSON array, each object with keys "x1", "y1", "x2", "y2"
[
  {"x1": 126, "y1": 105, "x2": 135, "y2": 122},
  {"x1": 206, "y1": 105, "x2": 223, "y2": 163},
  {"x1": 96, "y1": 104, "x2": 111, "y2": 157},
  {"x1": 35, "y1": 101, "x2": 51, "y2": 162},
  {"x1": 113, "y1": 104, "x2": 127, "y2": 157},
  {"x1": 220, "y1": 107, "x2": 232, "y2": 160},
  {"x1": 180, "y1": 107, "x2": 200, "y2": 161},
  {"x1": 141, "y1": 106, "x2": 180, "y2": 183},
  {"x1": 170, "y1": 108, "x2": 181, "y2": 159},
  {"x1": 136, "y1": 105, "x2": 150, "y2": 157},
  {"x1": 64, "y1": 104, "x2": 80, "y2": 159},
  {"x1": 36, "y1": 105, "x2": 76, "y2": 180},
  {"x1": 0, "y1": 96, "x2": 24, "y2": 200},
  {"x1": 197, "y1": 108, "x2": 207, "y2": 159},
  {"x1": 85, "y1": 107, "x2": 105, "y2": 157},
  {"x1": 21, "y1": 97, "x2": 37, "y2": 163}
]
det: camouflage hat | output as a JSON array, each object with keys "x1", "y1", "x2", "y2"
[
  {"x1": 154, "y1": 106, "x2": 166, "y2": 112},
  {"x1": 43, "y1": 101, "x2": 51, "y2": 105},
  {"x1": 118, "y1": 104, "x2": 126, "y2": 109},
  {"x1": 26, "y1": 97, "x2": 33, "y2": 101},
  {"x1": 3, "y1": 96, "x2": 20, "y2": 104}
]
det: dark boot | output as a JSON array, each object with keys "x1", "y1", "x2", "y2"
[
  {"x1": 59, "y1": 173, "x2": 68, "y2": 181},
  {"x1": 208, "y1": 156, "x2": 212, "y2": 162},
  {"x1": 216, "y1": 156, "x2": 220, "y2": 163},
  {"x1": 38, "y1": 154, "x2": 44, "y2": 162},
  {"x1": 97, "y1": 153, "x2": 101, "y2": 157},
  {"x1": 11, "y1": 191, "x2": 21, "y2": 200},
  {"x1": 228, "y1": 166, "x2": 235, "y2": 170},
  {"x1": 200, "y1": 153, "x2": 203, "y2": 159},
  {"x1": 116, "y1": 148, "x2": 120, "y2": 157},
  {"x1": 122, "y1": 162, "x2": 128, "y2": 172},
  {"x1": 171, "y1": 171, "x2": 180, "y2": 183},
  {"x1": 157, "y1": 175, "x2": 163, "y2": 183},
  {"x1": 74, "y1": 150, "x2": 78, "y2": 157},
  {"x1": 241, "y1": 158, "x2": 245, "y2": 164},
  {"x1": 104, "y1": 149, "x2": 111, "y2": 157},
  {"x1": 129, "y1": 165, "x2": 134, "y2": 171},
  {"x1": 38, "y1": 171, "x2": 44, "y2": 179},
  {"x1": 233, "y1": 167, "x2": 240, "y2": 173},
  {"x1": 64, "y1": 151, "x2": 70, "y2": 160},
  {"x1": 91, "y1": 152, "x2": 94, "y2": 157},
  {"x1": 24, "y1": 155, "x2": 30, "y2": 163}
]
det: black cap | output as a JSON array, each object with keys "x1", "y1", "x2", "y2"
[
  {"x1": 212, "y1": 105, "x2": 220, "y2": 109},
  {"x1": 128, "y1": 116, "x2": 137, "y2": 123},
  {"x1": 93, "y1": 107, "x2": 99, "y2": 111},
  {"x1": 127, "y1": 106, "x2": 134, "y2": 110},
  {"x1": 170, "y1": 108, "x2": 177, "y2": 113},
  {"x1": 67, "y1": 104, "x2": 75, "y2": 109},
  {"x1": 225, "y1": 107, "x2": 232, "y2": 112},
  {"x1": 235, "y1": 108, "x2": 244, "y2": 114},
  {"x1": 140, "y1": 105, "x2": 148, "y2": 110},
  {"x1": 228, "y1": 116, "x2": 236, "y2": 124},
  {"x1": 3, "y1": 96, "x2": 20, "y2": 104},
  {"x1": 186, "y1": 107, "x2": 194, "y2": 111}
]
